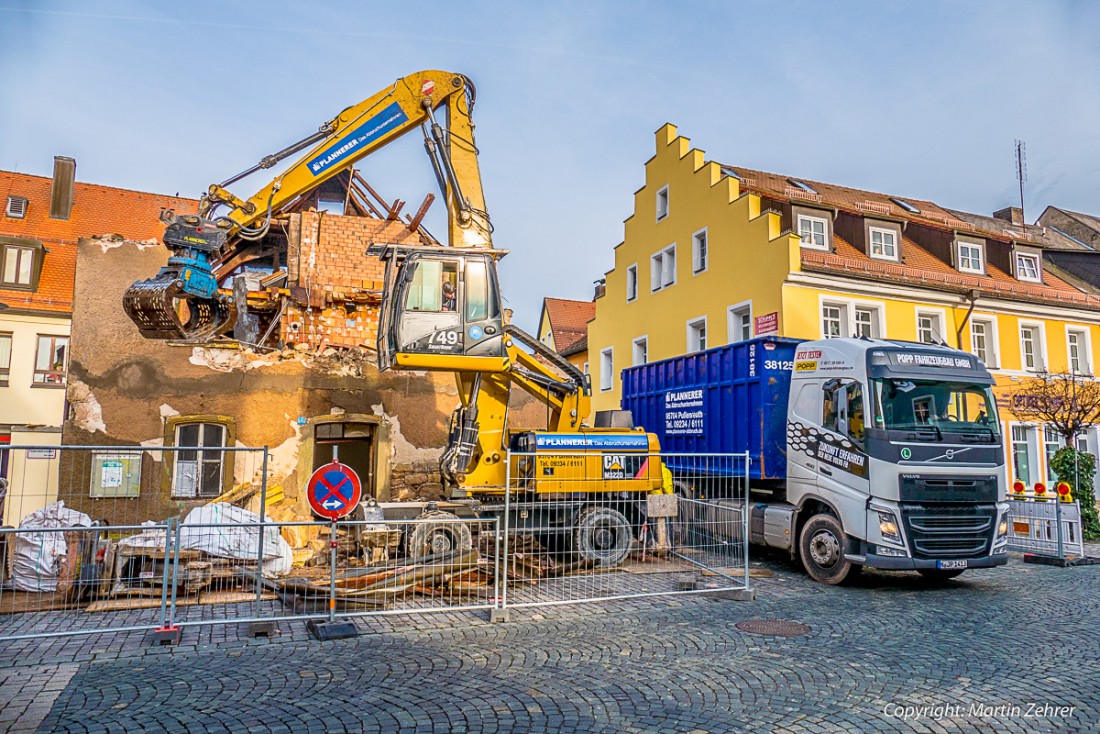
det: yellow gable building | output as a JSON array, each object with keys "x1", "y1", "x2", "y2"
[{"x1": 588, "y1": 124, "x2": 1100, "y2": 488}]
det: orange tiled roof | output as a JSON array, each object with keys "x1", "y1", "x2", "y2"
[
  {"x1": 804, "y1": 233, "x2": 1100, "y2": 310},
  {"x1": 723, "y1": 165, "x2": 1050, "y2": 248},
  {"x1": 0, "y1": 170, "x2": 196, "y2": 314},
  {"x1": 719, "y1": 164, "x2": 1099, "y2": 309},
  {"x1": 543, "y1": 297, "x2": 595, "y2": 354}
]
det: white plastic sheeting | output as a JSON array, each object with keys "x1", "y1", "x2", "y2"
[
  {"x1": 12, "y1": 501, "x2": 93, "y2": 592},
  {"x1": 180, "y1": 503, "x2": 292, "y2": 577},
  {"x1": 116, "y1": 504, "x2": 292, "y2": 577}
]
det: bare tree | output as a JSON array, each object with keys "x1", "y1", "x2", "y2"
[{"x1": 1009, "y1": 372, "x2": 1100, "y2": 443}]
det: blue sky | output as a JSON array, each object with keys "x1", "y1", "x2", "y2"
[{"x1": 2, "y1": 1, "x2": 1098, "y2": 330}]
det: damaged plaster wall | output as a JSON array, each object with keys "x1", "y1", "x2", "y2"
[{"x1": 63, "y1": 228, "x2": 550, "y2": 523}]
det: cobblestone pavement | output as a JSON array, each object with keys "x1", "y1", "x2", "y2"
[{"x1": 2, "y1": 554, "x2": 1098, "y2": 733}]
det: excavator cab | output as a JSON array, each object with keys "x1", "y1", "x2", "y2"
[{"x1": 377, "y1": 245, "x2": 509, "y2": 372}]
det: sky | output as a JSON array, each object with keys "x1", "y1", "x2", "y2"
[{"x1": 2, "y1": 0, "x2": 1099, "y2": 331}]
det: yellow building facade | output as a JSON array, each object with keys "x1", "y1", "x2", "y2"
[{"x1": 588, "y1": 124, "x2": 1100, "y2": 488}]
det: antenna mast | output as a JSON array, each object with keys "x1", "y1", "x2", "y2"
[{"x1": 1015, "y1": 139, "x2": 1027, "y2": 223}]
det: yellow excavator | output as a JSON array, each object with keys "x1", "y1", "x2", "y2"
[{"x1": 122, "y1": 70, "x2": 662, "y2": 565}]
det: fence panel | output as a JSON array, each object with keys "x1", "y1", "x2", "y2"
[
  {"x1": 0, "y1": 522, "x2": 173, "y2": 641},
  {"x1": 166, "y1": 515, "x2": 501, "y2": 631},
  {"x1": 1, "y1": 445, "x2": 752, "y2": 642},
  {"x1": 1006, "y1": 497, "x2": 1085, "y2": 558},
  {"x1": 0, "y1": 444, "x2": 268, "y2": 642},
  {"x1": 500, "y1": 451, "x2": 750, "y2": 608}
]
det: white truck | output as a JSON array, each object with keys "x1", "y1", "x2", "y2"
[{"x1": 622, "y1": 337, "x2": 1011, "y2": 584}]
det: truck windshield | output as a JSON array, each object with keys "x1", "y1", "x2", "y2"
[{"x1": 871, "y1": 379, "x2": 999, "y2": 436}]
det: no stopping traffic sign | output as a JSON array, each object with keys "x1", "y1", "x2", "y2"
[{"x1": 306, "y1": 461, "x2": 362, "y2": 520}]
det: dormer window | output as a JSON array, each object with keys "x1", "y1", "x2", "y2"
[
  {"x1": 1015, "y1": 252, "x2": 1042, "y2": 283},
  {"x1": 869, "y1": 227, "x2": 898, "y2": 261},
  {"x1": 957, "y1": 241, "x2": 985, "y2": 274},
  {"x1": 5, "y1": 196, "x2": 27, "y2": 219},
  {"x1": 797, "y1": 214, "x2": 829, "y2": 250},
  {"x1": 0, "y1": 237, "x2": 44, "y2": 291}
]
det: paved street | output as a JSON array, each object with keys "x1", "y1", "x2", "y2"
[{"x1": 2, "y1": 554, "x2": 1097, "y2": 733}]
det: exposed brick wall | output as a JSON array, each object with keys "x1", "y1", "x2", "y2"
[{"x1": 284, "y1": 212, "x2": 428, "y2": 350}]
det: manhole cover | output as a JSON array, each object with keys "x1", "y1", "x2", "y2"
[{"x1": 735, "y1": 619, "x2": 811, "y2": 637}]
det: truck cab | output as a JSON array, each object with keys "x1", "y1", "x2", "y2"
[{"x1": 785, "y1": 338, "x2": 1010, "y2": 583}]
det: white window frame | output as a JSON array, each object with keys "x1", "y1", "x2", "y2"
[
  {"x1": 171, "y1": 422, "x2": 228, "y2": 499},
  {"x1": 655, "y1": 185, "x2": 669, "y2": 222},
  {"x1": 686, "y1": 316, "x2": 707, "y2": 353},
  {"x1": 691, "y1": 228, "x2": 708, "y2": 275},
  {"x1": 797, "y1": 214, "x2": 829, "y2": 251},
  {"x1": 915, "y1": 308, "x2": 946, "y2": 345},
  {"x1": 819, "y1": 296, "x2": 886, "y2": 339},
  {"x1": 1015, "y1": 252, "x2": 1042, "y2": 283},
  {"x1": 1043, "y1": 425, "x2": 1066, "y2": 485},
  {"x1": 631, "y1": 336, "x2": 648, "y2": 366},
  {"x1": 0, "y1": 331, "x2": 12, "y2": 384},
  {"x1": 853, "y1": 306, "x2": 880, "y2": 339},
  {"x1": 727, "y1": 301, "x2": 753, "y2": 343},
  {"x1": 969, "y1": 316, "x2": 999, "y2": 369},
  {"x1": 821, "y1": 303, "x2": 844, "y2": 339},
  {"x1": 582, "y1": 361, "x2": 589, "y2": 376},
  {"x1": 1010, "y1": 423, "x2": 1039, "y2": 486},
  {"x1": 650, "y1": 244, "x2": 677, "y2": 293},
  {"x1": 599, "y1": 347, "x2": 614, "y2": 392},
  {"x1": 868, "y1": 226, "x2": 898, "y2": 261},
  {"x1": 1018, "y1": 321, "x2": 1047, "y2": 373},
  {"x1": 625, "y1": 263, "x2": 638, "y2": 302},
  {"x1": 1066, "y1": 326, "x2": 1093, "y2": 376},
  {"x1": 957, "y1": 241, "x2": 985, "y2": 274}
]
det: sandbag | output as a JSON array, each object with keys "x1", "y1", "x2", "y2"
[{"x1": 13, "y1": 501, "x2": 92, "y2": 592}]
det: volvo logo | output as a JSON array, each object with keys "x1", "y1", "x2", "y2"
[{"x1": 945, "y1": 449, "x2": 955, "y2": 460}]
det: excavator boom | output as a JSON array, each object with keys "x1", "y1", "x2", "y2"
[{"x1": 123, "y1": 70, "x2": 489, "y2": 342}]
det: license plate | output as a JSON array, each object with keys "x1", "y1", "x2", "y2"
[{"x1": 937, "y1": 560, "x2": 967, "y2": 570}]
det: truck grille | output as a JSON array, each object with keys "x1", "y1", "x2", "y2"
[{"x1": 900, "y1": 504, "x2": 997, "y2": 559}]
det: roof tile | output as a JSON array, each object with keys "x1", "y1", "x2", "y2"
[{"x1": 0, "y1": 170, "x2": 195, "y2": 314}]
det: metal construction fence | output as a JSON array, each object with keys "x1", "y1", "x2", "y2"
[
  {"x1": 1005, "y1": 495, "x2": 1085, "y2": 558},
  {"x1": 0, "y1": 446, "x2": 751, "y2": 643},
  {"x1": 499, "y1": 451, "x2": 750, "y2": 608}
]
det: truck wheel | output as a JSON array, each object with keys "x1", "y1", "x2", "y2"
[
  {"x1": 798, "y1": 514, "x2": 859, "y2": 585},
  {"x1": 917, "y1": 569, "x2": 965, "y2": 582},
  {"x1": 408, "y1": 510, "x2": 473, "y2": 560},
  {"x1": 573, "y1": 506, "x2": 633, "y2": 568}
]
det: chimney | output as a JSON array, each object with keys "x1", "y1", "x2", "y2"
[
  {"x1": 993, "y1": 206, "x2": 1023, "y2": 226},
  {"x1": 593, "y1": 278, "x2": 606, "y2": 300},
  {"x1": 50, "y1": 156, "x2": 76, "y2": 220}
]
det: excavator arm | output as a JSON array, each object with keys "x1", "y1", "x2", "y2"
[{"x1": 123, "y1": 70, "x2": 490, "y2": 342}]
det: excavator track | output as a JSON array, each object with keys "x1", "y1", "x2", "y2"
[{"x1": 122, "y1": 276, "x2": 237, "y2": 343}]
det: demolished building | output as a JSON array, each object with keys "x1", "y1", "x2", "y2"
[{"x1": 60, "y1": 193, "x2": 547, "y2": 525}]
